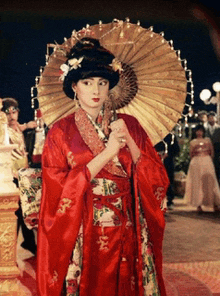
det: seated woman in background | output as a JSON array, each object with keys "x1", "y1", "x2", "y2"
[
  {"x1": 2, "y1": 97, "x2": 37, "y2": 255},
  {"x1": 184, "y1": 124, "x2": 220, "y2": 213},
  {"x1": 2, "y1": 97, "x2": 37, "y2": 178}
]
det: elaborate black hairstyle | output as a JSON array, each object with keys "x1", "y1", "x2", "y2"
[
  {"x1": 2, "y1": 97, "x2": 19, "y2": 113},
  {"x1": 62, "y1": 37, "x2": 120, "y2": 99}
]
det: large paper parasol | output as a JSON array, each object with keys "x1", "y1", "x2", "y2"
[{"x1": 36, "y1": 19, "x2": 189, "y2": 145}]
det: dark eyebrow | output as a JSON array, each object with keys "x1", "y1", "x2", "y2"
[{"x1": 83, "y1": 77, "x2": 108, "y2": 81}]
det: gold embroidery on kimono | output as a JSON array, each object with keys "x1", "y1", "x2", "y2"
[
  {"x1": 58, "y1": 198, "x2": 72, "y2": 214},
  {"x1": 96, "y1": 227, "x2": 109, "y2": 251},
  {"x1": 139, "y1": 198, "x2": 160, "y2": 296},
  {"x1": 67, "y1": 151, "x2": 76, "y2": 168},
  {"x1": 51, "y1": 270, "x2": 58, "y2": 284}
]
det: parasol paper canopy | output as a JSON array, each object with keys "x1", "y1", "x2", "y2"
[{"x1": 36, "y1": 19, "x2": 189, "y2": 145}]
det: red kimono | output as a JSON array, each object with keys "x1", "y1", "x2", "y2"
[{"x1": 37, "y1": 108, "x2": 169, "y2": 296}]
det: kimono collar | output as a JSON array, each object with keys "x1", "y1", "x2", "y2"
[
  {"x1": 86, "y1": 108, "x2": 108, "y2": 143},
  {"x1": 75, "y1": 108, "x2": 127, "y2": 177}
]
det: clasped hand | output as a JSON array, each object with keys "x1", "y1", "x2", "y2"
[{"x1": 106, "y1": 119, "x2": 130, "y2": 157}]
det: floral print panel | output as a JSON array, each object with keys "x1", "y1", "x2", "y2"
[
  {"x1": 92, "y1": 178, "x2": 123, "y2": 227},
  {"x1": 18, "y1": 167, "x2": 42, "y2": 229},
  {"x1": 65, "y1": 225, "x2": 83, "y2": 296},
  {"x1": 139, "y1": 197, "x2": 160, "y2": 296}
]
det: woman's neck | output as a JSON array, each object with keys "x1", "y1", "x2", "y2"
[{"x1": 81, "y1": 106, "x2": 102, "y2": 122}]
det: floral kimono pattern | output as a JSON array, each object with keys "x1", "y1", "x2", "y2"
[{"x1": 18, "y1": 167, "x2": 42, "y2": 229}]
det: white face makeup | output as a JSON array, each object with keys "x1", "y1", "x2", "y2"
[{"x1": 73, "y1": 77, "x2": 109, "y2": 120}]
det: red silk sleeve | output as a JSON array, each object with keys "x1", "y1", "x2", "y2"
[{"x1": 37, "y1": 122, "x2": 91, "y2": 296}]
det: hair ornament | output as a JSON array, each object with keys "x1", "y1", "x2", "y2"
[
  {"x1": 59, "y1": 56, "x2": 84, "y2": 81},
  {"x1": 109, "y1": 58, "x2": 123, "y2": 73},
  {"x1": 5, "y1": 106, "x2": 19, "y2": 114},
  {"x1": 59, "y1": 64, "x2": 69, "y2": 81},
  {"x1": 68, "y1": 56, "x2": 84, "y2": 69}
]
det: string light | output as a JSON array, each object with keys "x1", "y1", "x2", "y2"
[
  {"x1": 162, "y1": 140, "x2": 168, "y2": 154},
  {"x1": 99, "y1": 20, "x2": 103, "y2": 31},
  {"x1": 171, "y1": 133, "x2": 175, "y2": 145},
  {"x1": 169, "y1": 40, "x2": 174, "y2": 50},
  {"x1": 176, "y1": 50, "x2": 181, "y2": 60},
  {"x1": 177, "y1": 124, "x2": 182, "y2": 137}
]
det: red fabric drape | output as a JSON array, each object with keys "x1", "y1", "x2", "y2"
[{"x1": 37, "y1": 112, "x2": 169, "y2": 296}]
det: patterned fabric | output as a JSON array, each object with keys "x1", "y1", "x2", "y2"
[
  {"x1": 8, "y1": 127, "x2": 28, "y2": 177},
  {"x1": 18, "y1": 167, "x2": 42, "y2": 229},
  {"x1": 66, "y1": 226, "x2": 83, "y2": 296},
  {"x1": 139, "y1": 198, "x2": 160, "y2": 295},
  {"x1": 8, "y1": 126, "x2": 26, "y2": 160},
  {"x1": 92, "y1": 178, "x2": 122, "y2": 227}
]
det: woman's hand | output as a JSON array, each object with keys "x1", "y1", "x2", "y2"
[
  {"x1": 87, "y1": 118, "x2": 141, "y2": 180},
  {"x1": 110, "y1": 119, "x2": 131, "y2": 142},
  {"x1": 105, "y1": 127, "x2": 127, "y2": 158},
  {"x1": 104, "y1": 119, "x2": 130, "y2": 158},
  {"x1": 109, "y1": 118, "x2": 141, "y2": 163},
  {"x1": 86, "y1": 119, "x2": 128, "y2": 180}
]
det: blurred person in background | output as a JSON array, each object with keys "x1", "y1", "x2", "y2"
[
  {"x1": 2, "y1": 97, "x2": 37, "y2": 255},
  {"x1": 184, "y1": 124, "x2": 220, "y2": 212},
  {"x1": 205, "y1": 111, "x2": 220, "y2": 183},
  {"x1": 155, "y1": 133, "x2": 180, "y2": 210}
]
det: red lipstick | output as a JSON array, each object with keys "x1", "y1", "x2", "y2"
[{"x1": 92, "y1": 98, "x2": 100, "y2": 102}]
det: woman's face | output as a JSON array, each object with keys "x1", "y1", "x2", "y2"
[
  {"x1": 73, "y1": 77, "x2": 109, "y2": 116},
  {"x1": 196, "y1": 128, "x2": 204, "y2": 138}
]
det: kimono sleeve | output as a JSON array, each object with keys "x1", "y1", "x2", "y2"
[
  {"x1": 122, "y1": 115, "x2": 169, "y2": 212},
  {"x1": 130, "y1": 117, "x2": 169, "y2": 232},
  {"x1": 37, "y1": 122, "x2": 91, "y2": 296}
]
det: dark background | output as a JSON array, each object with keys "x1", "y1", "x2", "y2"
[{"x1": 1, "y1": 0, "x2": 220, "y2": 123}]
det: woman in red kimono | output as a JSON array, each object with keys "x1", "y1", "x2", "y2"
[{"x1": 37, "y1": 38, "x2": 169, "y2": 296}]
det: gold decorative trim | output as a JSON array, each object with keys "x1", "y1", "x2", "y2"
[
  {"x1": 0, "y1": 195, "x2": 19, "y2": 211},
  {"x1": 0, "y1": 192, "x2": 20, "y2": 291},
  {"x1": 0, "y1": 278, "x2": 25, "y2": 295},
  {"x1": 0, "y1": 266, "x2": 20, "y2": 276}
]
